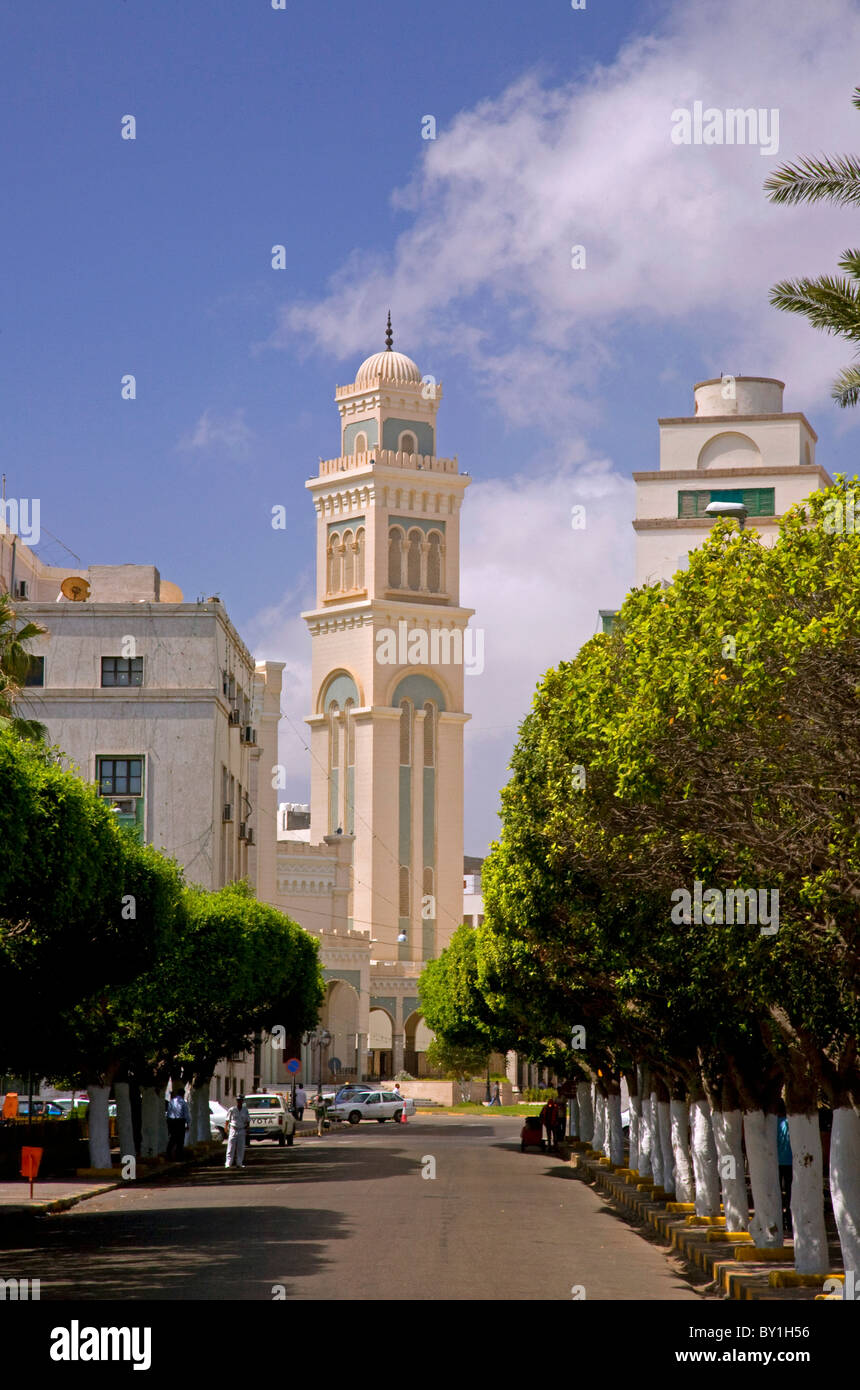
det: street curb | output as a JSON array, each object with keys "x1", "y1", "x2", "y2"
[{"x1": 566, "y1": 1151, "x2": 837, "y2": 1302}]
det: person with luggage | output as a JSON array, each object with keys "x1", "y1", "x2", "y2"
[{"x1": 541, "y1": 1097, "x2": 560, "y2": 1150}]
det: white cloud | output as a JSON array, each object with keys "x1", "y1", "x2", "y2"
[
  {"x1": 273, "y1": 0, "x2": 860, "y2": 431},
  {"x1": 177, "y1": 408, "x2": 256, "y2": 456}
]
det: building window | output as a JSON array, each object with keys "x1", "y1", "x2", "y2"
[
  {"x1": 423, "y1": 701, "x2": 435, "y2": 767},
  {"x1": 406, "y1": 529, "x2": 422, "y2": 590},
  {"x1": 343, "y1": 530, "x2": 355, "y2": 591},
  {"x1": 400, "y1": 699, "x2": 412, "y2": 765},
  {"x1": 677, "y1": 488, "x2": 775, "y2": 519},
  {"x1": 427, "y1": 530, "x2": 443, "y2": 592},
  {"x1": 355, "y1": 432, "x2": 367, "y2": 454},
  {"x1": 355, "y1": 527, "x2": 365, "y2": 589},
  {"x1": 24, "y1": 656, "x2": 45, "y2": 687},
  {"x1": 98, "y1": 758, "x2": 143, "y2": 796},
  {"x1": 388, "y1": 527, "x2": 404, "y2": 588},
  {"x1": 399, "y1": 866, "x2": 410, "y2": 915},
  {"x1": 101, "y1": 656, "x2": 143, "y2": 687},
  {"x1": 399, "y1": 432, "x2": 416, "y2": 456}
]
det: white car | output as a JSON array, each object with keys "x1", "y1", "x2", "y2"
[
  {"x1": 245, "y1": 1093, "x2": 296, "y2": 1146},
  {"x1": 209, "y1": 1100, "x2": 229, "y2": 1141},
  {"x1": 327, "y1": 1090, "x2": 416, "y2": 1125}
]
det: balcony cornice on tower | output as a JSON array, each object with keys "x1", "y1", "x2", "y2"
[{"x1": 311, "y1": 449, "x2": 460, "y2": 480}]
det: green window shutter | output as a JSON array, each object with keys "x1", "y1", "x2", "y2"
[
  {"x1": 678, "y1": 491, "x2": 710, "y2": 517},
  {"x1": 742, "y1": 488, "x2": 775, "y2": 516},
  {"x1": 709, "y1": 489, "x2": 743, "y2": 503}
]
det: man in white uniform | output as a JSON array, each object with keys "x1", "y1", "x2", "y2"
[{"x1": 225, "y1": 1095, "x2": 251, "y2": 1169}]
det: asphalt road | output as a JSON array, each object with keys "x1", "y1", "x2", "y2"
[{"x1": 3, "y1": 1115, "x2": 700, "y2": 1301}]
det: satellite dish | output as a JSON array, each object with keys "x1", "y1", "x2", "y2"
[
  {"x1": 159, "y1": 580, "x2": 184, "y2": 603},
  {"x1": 60, "y1": 576, "x2": 90, "y2": 602}
]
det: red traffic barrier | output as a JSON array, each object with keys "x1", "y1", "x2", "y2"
[{"x1": 20, "y1": 1146, "x2": 43, "y2": 1199}]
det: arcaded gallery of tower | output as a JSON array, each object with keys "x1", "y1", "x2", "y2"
[{"x1": 261, "y1": 327, "x2": 475, "y2": 1083}]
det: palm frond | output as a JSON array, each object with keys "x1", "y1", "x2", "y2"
[
  {"x1": 768, "y1": 274, "x2": 860, "y2": 340},
  {"x1": 764, "y1": 153, "x2": 860, "y2": 207},
  {"x1": 831, "y1": 363, "x2": 860, "y2": 408}
]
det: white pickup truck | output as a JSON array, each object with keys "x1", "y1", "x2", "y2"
[{"x1": 245, "y1": 1094, "x2": 296, "y2": 1146}]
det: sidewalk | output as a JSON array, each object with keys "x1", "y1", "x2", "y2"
[{"x1": 565, "y1": 1143, "x2": 846, "y2": 1302}]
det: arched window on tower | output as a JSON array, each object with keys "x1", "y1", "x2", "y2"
[
  {"x1": 407, "y1": 529, "x2": 422, "y2": 590},
  {"x1": 327, "y1": 535, "x2": 341, "y2": 595},
  {"x1": 328, "y1": 702, "x2": 340, "y2": 769},
  {"x1": 355, "y1": 527, "x2": 366, "y2": 589},
  {"x1": 388, "y1": 526, "x2": 404, "y2": 588},
  {"x1": 345, "y1": 698, "x2": 355, "y2": 766},
  {"x1": 354, "y1": 432, "x2": 367, "y2": 455},
  {"x1": 423, "y1": 701, "x2": 436, "y2": 767},
  {"x1": 342, "y1": 529, "x2": 355, "y2": 591},
  {"x1": 399, "y1": 698, "x2": 413, "y2": 765},
  {"x1": 423, "y1": 865, "x2": 434, "y2": 908},
  {"x1": 427, "y1": 530, "x2": 443, "y2": 593},
  {"x1": 400, "y1": 432, "x2": 416, "y2": 456}
]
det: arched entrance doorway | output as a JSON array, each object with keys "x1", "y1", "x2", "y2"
[
  {"x1": 405, "y1": 1010, "x2": 434, "y2": 1075},
  {"x1": 368, "y1": 1008, "x2": 394, "y2": 1080},
  {"x1": 322, "y1": 979, "x2": 361, "y2": 1083}
]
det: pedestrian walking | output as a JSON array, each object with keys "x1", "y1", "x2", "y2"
[
  {"x1": 490, "y1": 1082, "x2": 501, "y2": 1106},
  {"x1": 313, "y1": 1091, "x2": 328, "y2": 1136},
  {"x1": 776, "y1": 1105, "x2": 793, "y2": 1231},
  {"x1": 225, "y1": 1094, "x2": 251, "y2": 1169},
  {"x1": 554, "y1": 1099, "x2": 566, "y2": 1147},
  {"x1": 166, "y1": 1088, "x2": 191, "y2": 1161},
  {"x1": 294, "y1": 1084, "x2": 307, "y2": 1121},
  {"x1": 542, "y1": 1097, "x2": 560, "y2": 1150}
]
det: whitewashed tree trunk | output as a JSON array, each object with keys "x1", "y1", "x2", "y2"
[
  {"x1": 650, "y1": 1094, "x2": 665, "y2": 1188},
  {"x1": 744, "y1": 1110, "x2": 783, "y2": 1247},
  {"x1": 658, "y1": 1100, "x2": 674, "y2": 1195},
  {"x1": 712, "y1": 1109, "x2": 748, "y2": 1232},
  {"x1": 830, "y1": 1106, "x2": 860, "y2": 1275},
  {"x1": 638, "y1": 1090, "x2": 654, "y2": 1177},
  {"x1": 86, "y1": 1085, "x2": 112, "y2": 1169},
  {"x1": 670, "y1": 1098, "x2": 695, "y2": 1203},
  {"x1": 140, "y1": 1087, "x2": 164, "y2": 1158},
  {"x1": 592, "y1": 1090, "x2": 606, "y2": 1152},
  {"x1": 114, "y1": 1082, "x2": 136, "y2": 1165},
  {"x1": 607, "y1": 1092, "x2": 624, "y2": 1166},
  {"x1": 191, "y1": 1080, "x2": 211, "y2": 1144},
  {"x1": 576, "y1": 1082, "x2": 593, "y2": 1144},
  {"x1": 603, "y1": 1095, "x2": 612, "y2": 1159},
  {"x1": 569, "y1": 1092, "x2": 579, "y2": 1139},
  {"x1": 787, "y1": 1112, "x2": 828, "y2": 1273},
  {"x1": 628, "y1": 1093, "x2": 641, "y2": 1173},
  {"x1": 691, "y1": 1099, "x2": 721, "y2": 1216}
]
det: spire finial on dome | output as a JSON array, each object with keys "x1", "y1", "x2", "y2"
[{"x1": 385, "y1": 310, "x2": 393, "y2": 351}]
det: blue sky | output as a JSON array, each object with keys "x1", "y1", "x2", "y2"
[{"x1": 5, "y1": 0, "x2": 860, "y2": 853}]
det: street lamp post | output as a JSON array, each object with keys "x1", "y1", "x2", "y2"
[{"x1": 704, "y1": 499, "x2": 748, "y2": 530}]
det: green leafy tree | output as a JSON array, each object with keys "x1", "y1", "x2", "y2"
[{"x1": 0, "y1": 592, "x2": 46, "y2": 739}]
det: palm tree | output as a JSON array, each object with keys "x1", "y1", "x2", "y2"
[
  {"x1": 0, "y1": 591, "x2": 46, "y2": 739},
  {"x1": 765, "y1": 87, "x2": 860, "y2": 407}
]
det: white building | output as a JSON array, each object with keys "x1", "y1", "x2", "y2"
[{"x1": 634, "y1": 376, "x2": 831, "y2": 587}]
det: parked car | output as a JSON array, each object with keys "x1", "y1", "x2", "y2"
[
  {"x1": 209, "y1": 1100, "x2": 229, "y2": 1141},
  {"x1": 334, "y1": 1085, "x2": 373, "y2": 1104},
  {"x1": 327, "y1": 1090, "x2": 416, "y2": 1125},
  {"x1": 244, "y1": 1094, "x2": 295, "y2": 1145}
]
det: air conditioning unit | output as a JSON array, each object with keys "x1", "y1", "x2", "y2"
[
  {"x1": 238, "y1": 821, "x2": 247, "y2": 841},
  {"x1": 228, "y1": 708, "x2": 240, "y2": 726},
  {"x1": 241, "y1": 725, "x2": 257, "y2": 745},
  {"x1": 107, "y1": 797, "x2": 135, "y2": 816},
  {"x1": 14, "y1": 580, "x2": 28, "y2": 600},
  {"x1": 246, "y1": 828, "x2": 254, "y2": 846},
  {"x1": 223, "y1": 804, "x2": 233, "y2": 822}
]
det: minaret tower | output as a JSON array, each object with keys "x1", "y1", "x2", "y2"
[{"x1": 303, "y1": 320, "x2": 472, "y2": 964}]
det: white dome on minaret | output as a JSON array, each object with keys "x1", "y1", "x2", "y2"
[{"x1": 354, "y1": 312, "x2": 421, "y2": 387}]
